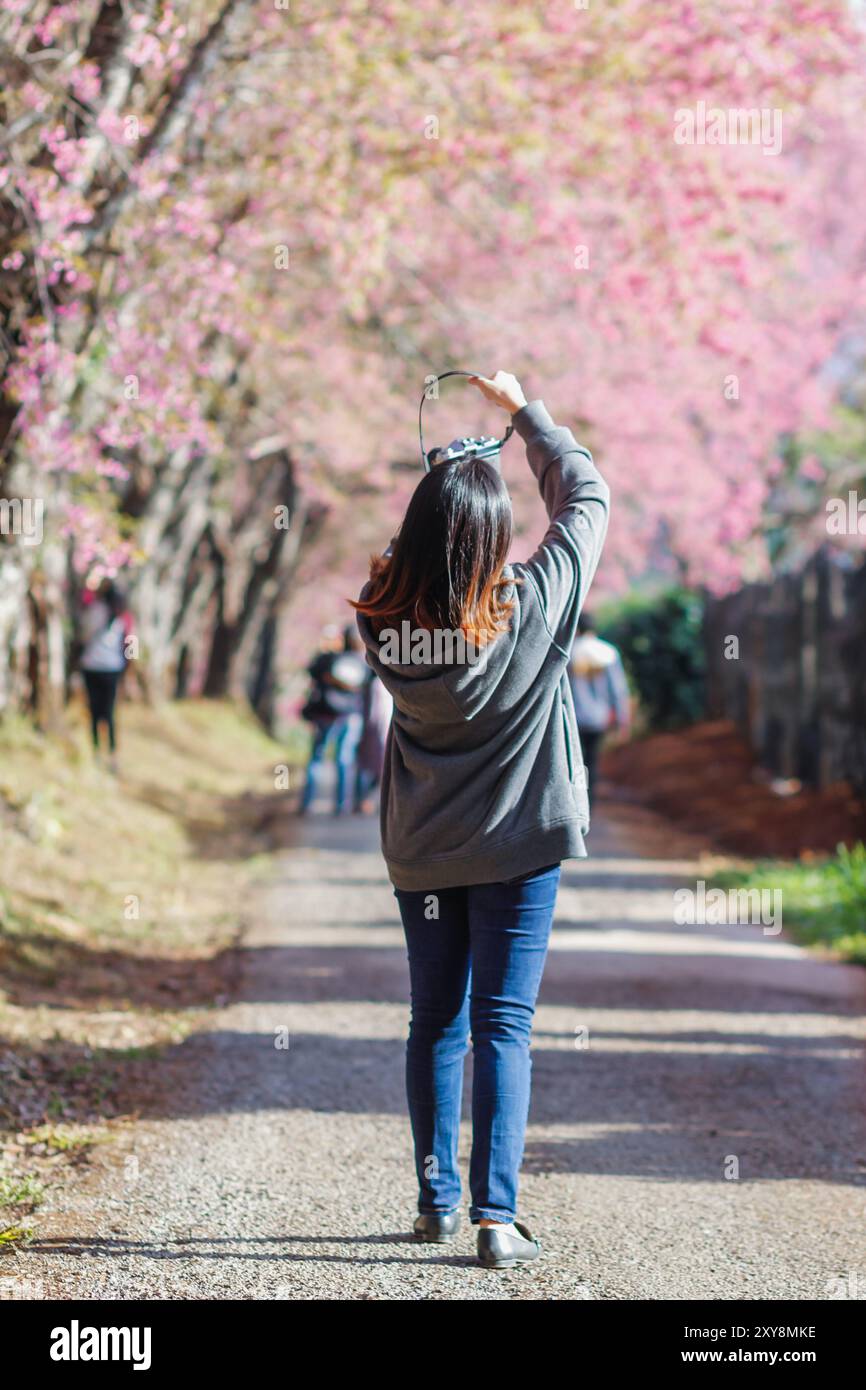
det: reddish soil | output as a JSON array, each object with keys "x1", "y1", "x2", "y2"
[{"x1": 603, "y1": 720, "x2": 865, "y2": 859}]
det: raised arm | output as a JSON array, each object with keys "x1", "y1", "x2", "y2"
[{"x1": 469, "y1": 373, "x2": 610, "y2": 653}]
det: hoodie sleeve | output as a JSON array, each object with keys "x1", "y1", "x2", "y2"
[{"x1": 511, "y1": 400, "x2": 610, "y2": 655}]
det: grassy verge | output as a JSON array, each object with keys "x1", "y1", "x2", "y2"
[
  {"x1": 0, "y1": 697, "x2": 298, "y2": 1251},
  {"x1": 710, "y1": 843, "x2": 866, "y2": 965}
]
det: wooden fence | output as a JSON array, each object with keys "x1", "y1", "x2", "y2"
[{"x1": 703, "y1": 548, "x2": 866, "y2": 795}]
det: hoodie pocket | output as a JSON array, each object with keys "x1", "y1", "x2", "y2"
[{"x1": 564, "y1": 713, "x2": 590, "y2": 833}]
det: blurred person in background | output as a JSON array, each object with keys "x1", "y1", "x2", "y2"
[
  {"x1": 79, "y1": 579, "x2": 133, "y2": 773},
  {"x1": 299, "y1": 624, "x2": 367, "y2": 815},
  {"x1": 568, "y1": 611, "x2": 630, "y2": 799},
  {"x1": 298, "y1": 624, "x2": 341, "y2": 742},
  {"x1": 354, "y1": 671, "x2": 394, "y2": 814}
]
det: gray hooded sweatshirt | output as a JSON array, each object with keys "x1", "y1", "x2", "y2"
[{"x1": 356, "y1": 399, "x2": 610, "y2": 891}]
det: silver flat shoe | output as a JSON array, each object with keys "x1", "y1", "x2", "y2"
[
  {"x1": 413, "y1": 1211, "x2": 461, "y2": 1243},
  {"x1": 477, "y1": 1220, "x2": 541, "y2": 1269}
]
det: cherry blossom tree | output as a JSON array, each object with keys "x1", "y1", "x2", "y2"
[{"x1": 1, "y1": 0, "x2": 864, "y2": 722}]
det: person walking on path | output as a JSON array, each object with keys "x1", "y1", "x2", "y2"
[
  {"x1": 299, "y1": 624, "x2": 367, "y2": 816},
  {"x1": 353, "y1": 371, "x2": 610, "y2": 1268},
  {"x1": 79, "y1": 579, "x2": 133, "y2": 772},
  {"x1": 568, "y1": 612, "x2": 630, "y2": 800}
]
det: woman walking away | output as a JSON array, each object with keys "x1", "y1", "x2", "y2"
[
  {"x1": 79, "y1": 579, "x2": 133, "y2": 772},
  {"x1": 353, "y1": 371, "x2": 610, "y2": 1268}
]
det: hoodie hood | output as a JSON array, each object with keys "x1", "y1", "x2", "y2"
[{"x1": 356, "y1": 569, "x2": 517, "y2": 724}]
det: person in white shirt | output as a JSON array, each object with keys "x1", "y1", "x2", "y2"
[
  {"x1": 79, "y1": 580, "x2": 132, "y2": 767},
  {"x1": 568, "y1": 611, "x2": 630, "y2": 798}
]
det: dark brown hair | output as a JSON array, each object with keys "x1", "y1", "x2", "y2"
[{"x1": 352, "y1": 457, "x2": 516, "y2": 647}]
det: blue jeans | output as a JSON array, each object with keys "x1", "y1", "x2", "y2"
[
  {"x1": 394, "y1": 863, "x2": 560, "y2": 1223},
  {"x1": 300, "y1": 713, "x2": 363, "y2": 814}
]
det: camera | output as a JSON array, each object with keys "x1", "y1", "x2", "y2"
[
  {"x1": 426, "y1": 435, "x2": 507, "y2": 470},
  {"x1": 419, "y1": 371, "x2": 515, "y2": 474}
]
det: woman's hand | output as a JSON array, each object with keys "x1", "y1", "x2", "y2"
[{"x1": 468, "y1": 371, "x2": 527, "y2": 416}]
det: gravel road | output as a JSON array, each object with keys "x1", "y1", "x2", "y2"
[{"x1": 12, "y1": 789, "x2": 866, "y2": 1301}]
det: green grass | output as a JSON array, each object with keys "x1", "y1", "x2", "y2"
[
  {"x1": 711, "y1": 843, "x2": 866, "y2": 964},
  {"x1": 22, "y1": 1124, "x2": 104, "y2": 1155},
  {"x1": 0, "y1": 1172, "x2": 45, "y2": 1208},
  {"x1": 0, "y1": 1225, "x2": 33, "y2": 1246},
  {"x1": 0, "y1": 1170, "x2": 45, "y2": 1248},
  {"x1": 0, "y1": 698, "x2": 292, "y2": 991},
  {"x1": 0, "y1": 698, "x2": 301, "y2": 1257}
]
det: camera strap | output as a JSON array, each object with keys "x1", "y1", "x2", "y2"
[{"x1": 418, "y1": 371, "x2": 515, "y2": 472}]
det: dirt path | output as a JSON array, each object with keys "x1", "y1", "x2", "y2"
[{"x1": 13, "y1": 792, "x2": 866, "y2": 1301}]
